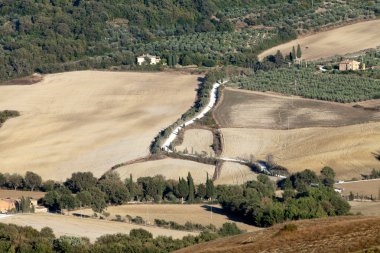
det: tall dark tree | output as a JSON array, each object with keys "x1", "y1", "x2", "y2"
[
  {"x1": 297, "y1": 44, "x2": 302, "y2": 58},
  {"x1": 205, "y1": 173, "x2": 215, "y2": 200},
  {"x1": 178, "y1": 177, "x2": 189, "y2": 203},
  {"x1": 187, "y1": 172, "x2": 195, "y2": 202},
  {"x1": 65, "y1": 172, "x2": 97, "y2": 193}
]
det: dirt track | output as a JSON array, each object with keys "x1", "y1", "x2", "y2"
[
  {"x1": 0, "y1": 71, "x2": 198, "y2": 181},
  {"x1": 258, "y1": 19, "x2": 380, "y2": 60}
]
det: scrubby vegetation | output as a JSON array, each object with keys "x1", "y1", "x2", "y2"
[
  {"x1": 0, "y1": 223, "x2": 225, "y2": 253},
  {"x1": 0, "y1": 110, "x2": 19, "y2": 126},
  {"x1": 232, "y1": 66, "x2": 380, "y2": 103}
]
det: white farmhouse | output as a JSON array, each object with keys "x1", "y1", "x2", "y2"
[{"x1": 137, "y1": 54, "x2": 161, "y2": 65}]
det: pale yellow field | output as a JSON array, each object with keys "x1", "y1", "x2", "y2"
[
  {"x1": 0, "y1": 71, "x2": 198, "y2": 181},
  {"x1": 176, "y1": 129, "x2": 214, "y2": 156},
  {"x1": 221, "y1": 123, "x2": 380, "y2": 180},
  {"x1": 215, "y1": 162, "x2": 258, "y2": 185},
  {"x1": 349, "y1": 201, "x2": 380, "y2": 216},
  {"x1": 0, "y1": 213, "x2": 197, "y2": 242},
  {"x1": 335, "y1": 179, "x2": 380, "y2": 197},
  {"x1": 259, "y1": 19, "x2": 380, "y2": 60},
  {"x1": 115, "y1": 158, "x2": 215, "y2": 184},
  {"x1": 73, "y1": 204, "x2": 259, "y2": 232}
]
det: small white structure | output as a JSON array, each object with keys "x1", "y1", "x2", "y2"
[{"x1": 137, "y1": 54, "x2": 161, "y2": 65}]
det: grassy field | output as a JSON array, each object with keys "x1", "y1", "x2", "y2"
[
  {"x1": 0, "y1": 213, "x2": 197, "y2": 242},
  {"x1": 175, "y1": 216, "x2": 380, "y2": 253},
  {"x1": 0, "y1": 71, "x2": 198, "y2": 181},
  {"x1": 258, "y1": 19, "x2": 380, "y2": 61},
  {"x1": 335, "y1": 180, "x2": 380, "y2": 198},
  {"x1": 114, "y1": 158, "x2": 215, "y2": 184},
  {"x1": 214, "y1": 88, "x2": 380, "y2": 129},
  {"x1": 175, "y1": 129, "x2": 214, "y2": 156},
  {"x1": 221, "y1": 124, "x2": 380, "y2": 180},
  {"x1": 73, "y1": 204, "x2": 258, "y2": 232},
  {"x1": 0, "y1": 190, "x2": 46, "y2": 200}
]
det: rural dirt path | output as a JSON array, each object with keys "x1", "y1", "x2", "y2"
[{"x1": 159, "y1": 81, "x2": 274, "y2": 177}]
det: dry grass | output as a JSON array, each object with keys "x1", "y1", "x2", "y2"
[
  {"x1": 335, "y1": 180, "x2": 380, "y2": 198},
  {"x1": 221, "y1": 124, "x2": 380, "y2": 180},
  {"x1": 0, "y1": 213, "x2": 197, "y2": 242},
  {"x1": 349, "y1": 201, "x2": 380, "y2": 216},
  {"x1": 176, "y1": 129, "x2": 214, "y2": 156},
  {"x1": 214, "y1": 88, "x2": 380, "y2": 129},
  {"x1": 0, "y1": 71, "x2": 198, "y2": 181},
  {"x1": 175, "y1": 216, "x2": 380, "y2": 253},
  {"x1": 72, "y1": 204, "x2": 259, "y2": 232},
  {"x1": 0, "y1": 190, "x2": 46, "y2": 200},
  {"x1": 114, "y1": 158, "x2": 215, "y2": 184},
  {"x1": 258, "y1": 19, "x2": 380, "y2": 60}
]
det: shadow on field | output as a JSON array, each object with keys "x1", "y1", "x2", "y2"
[
  {"x1": 201, "y1": 205, "x2": 252, "y2": 226},
  {"x1": 373, "y1": 151, "x2": 380, "y2": 161}
]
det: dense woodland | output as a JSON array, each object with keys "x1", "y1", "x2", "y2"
[{"x1": 0, "y1": 0, "x2": 378, "y2": 82}]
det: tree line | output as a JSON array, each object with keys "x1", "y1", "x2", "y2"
[{"x1": 0, "y1": 222, "x2": 241, "y2": 253}]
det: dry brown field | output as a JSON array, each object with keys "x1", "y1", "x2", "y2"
[
  {"x1": 221, "y1": 124, "x2": 380, "y2": 180},
  {"x1": 0, "y1": 71, "x2": 199, "y2": 181},
  {"x1": 175, "y1": 216, "x2": 380, "y2": 253},
  {"x1": 114, "y1": 158, "x2": 215, "y2": 184},
  {"x1": 0, "y1": 213, "x2": 197, "y2": 242},
  {"x1": 0, "y1": 190, "x2": 46, "y2": 200},
  {"x1": 175, "y1": 129, "x2": 214, "y2": 156},
  {"x1": 73, "y1": 204, "x2": 258, "y2": 232},
  {"x1": 215, "y1": 162, "x2": 258, "y2": 185},
  {"x1": 349, "y1": 201, "x2": 380, "y2": 216},
  {"x1": 335, "y1": 179, "x2": 380, "y2": 197},
  {"x1": 214, "y1": 88, "x2": 380, "y2": 129},
  {"x1": 258, "y1": 19, "x2": 380, "y2": 60}
]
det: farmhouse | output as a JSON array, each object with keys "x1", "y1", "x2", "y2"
[
  {"x1": 0, "y1": 199, "x2": 16, "y2": 213},
  {"x1": 339, "y1": 60, "x2": 364, "y2": 71},
  {"x1": 137, "y1": 54, "x2": 161, "y2": 65}
]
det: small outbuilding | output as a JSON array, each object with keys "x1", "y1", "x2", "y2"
[{"x1": 339, "y1": 60, "x2": 364, "y2": 71}]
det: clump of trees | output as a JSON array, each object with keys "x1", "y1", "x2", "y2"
[
  {"x1": 218, "y1": 169, "x2": 350, "y2": 227},
  {"x1": 0, "y1": 171, "x2": 42, "y2": 191},
  {"x1": 0, "y1": 110, "x2": 20, "y2": 126}
]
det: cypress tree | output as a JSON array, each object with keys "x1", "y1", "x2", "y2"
[
  {"x1": 178, "y1": 177, "x2": 189, "y2": 203},
  {"x1": 296, "y1": 44, "x2": 302, "y2": 58},
  {"x1": 187, "y1": 172, "x2": 195, "y2": 203},
  {"x1": 292, "y1": 46, "x2": 296, "y2": 61},
  {"x1": 205, "y1": 173, "x2": 215, "y2": 200}
]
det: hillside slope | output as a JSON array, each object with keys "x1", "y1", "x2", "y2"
[{"x1": 175, "y1": 216, "x2": 380, "y2": 253}]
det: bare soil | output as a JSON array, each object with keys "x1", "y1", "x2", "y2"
[
  {"x1": 73, "y1": 204, "x2": 259, "y2": 232},
  {"x1": 349, "y1": 201, "x2": 380, "y2": 216},
  {"x1": 335, "y1": 179, "x2": 380, "y2": 198},
  {"x1": 0, "y1": 71, "x2": 199, "y2": 181},
  {"x1": 176, "y1": 129, "x2": 214, "y2": 156},
  {"x1": 258, "y1": 19, "x2": 380, "y2": 60},
  {"x1": 114, "y1": 158, "x2": 215, "y2": 184},
  {"x1": 221, "y1": 123, "x2": 380, "y2": 180},
  {"x1": 0, "y1": 190, "x2": 46, "y2": 200},
  {"x1": 0, "y1": 213, "x2": 196, "y2": 242},
  {"x1": 214, "y1": 88, "x2": 380, "y2": 129}
]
